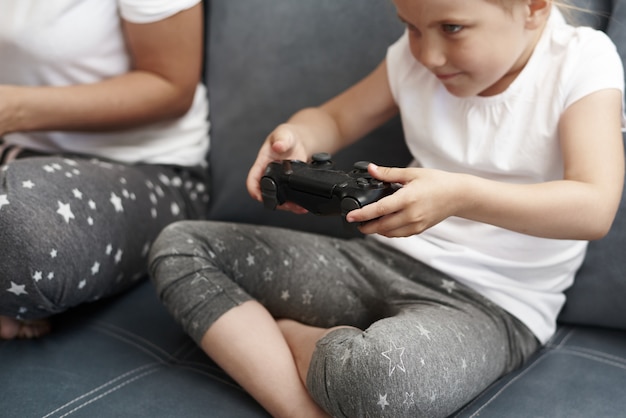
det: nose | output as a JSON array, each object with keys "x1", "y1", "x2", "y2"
[{"x1": 410, "y1": 35, "x2": 446, "y2": 69}]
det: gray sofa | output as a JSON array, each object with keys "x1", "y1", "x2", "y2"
[{"x1": 2, "y1": 1, "x2": 626, "y2": 417}]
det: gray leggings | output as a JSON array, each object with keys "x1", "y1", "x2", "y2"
[
  {"x1": 0, "y1": 149, "x2": 210, "y2": 320},
  {"x1": 149, "y1": 221, "x2": 539, "y2": 418}
]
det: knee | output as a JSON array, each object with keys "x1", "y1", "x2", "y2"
[
  {"x1": 307, "y1": 327, "x2": 390, "y2": 415},
  {"x1": 148, "y1": 220, "x2": 203, "y2": 286}
]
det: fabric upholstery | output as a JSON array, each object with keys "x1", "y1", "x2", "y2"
[{"x1": 1, "y1": 1, "x2": 625, "y2": 417}]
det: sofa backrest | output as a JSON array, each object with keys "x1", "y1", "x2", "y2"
[
  {"x1": 205, "y1": 0, "x2": 408, "y2": 238},
  {"x1": 204, "y1": 0, "x2": 626, "y2": 331}
]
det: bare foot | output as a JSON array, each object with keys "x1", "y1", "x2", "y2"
[{"x1": 0, "y1": 316, "x2": 51, "y2": 339}]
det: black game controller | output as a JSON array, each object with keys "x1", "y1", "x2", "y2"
[{"x1": 260, "y1": 152, "x2": 398, "y2": 218}]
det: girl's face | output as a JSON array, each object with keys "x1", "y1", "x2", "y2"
[{"x1": 393, "y1": 0, "x2": 547, "y2": 97}]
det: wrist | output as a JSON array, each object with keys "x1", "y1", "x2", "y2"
[{"x1": 0, "y1": 85, "x2": 25, "y2": 136}]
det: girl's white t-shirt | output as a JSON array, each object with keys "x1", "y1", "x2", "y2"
[
  {"x1": 0, "y1": 0, "x2": 209, "y2": 166},
  {"x1": 373, "y1": 10, "x2": 625, "y2": 344}
]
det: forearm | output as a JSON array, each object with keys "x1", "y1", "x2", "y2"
[
  {"x1": 283, "y1": 107, "x2": 353, "y2": 157},
  {"x1": 285, "y1": 60, "x2": 399, "y2": 158},
  {"x1": 457, "y1": 175, "x2": 623, "y2": 240},
  {"x1": 0, "y1": 73, "x2": 195, "y2": 135}
]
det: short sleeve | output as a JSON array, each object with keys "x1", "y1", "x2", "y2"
[
  {"x1": 385, "y1": 30, "x2": 413, "y2": 105},
  {"x1": 563, "y1": 28, "x2": 625, "y2": 109},
  {"x1": 119, "y1": 0, "x2": 201, "y2": 24}
]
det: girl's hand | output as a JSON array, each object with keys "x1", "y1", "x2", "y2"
[
  {"x1": 345, "y1": 164, "x2": 463, "y2": 237},
  {"x1": 246, "y1": 124, "x2": 309, "y2": 214}
]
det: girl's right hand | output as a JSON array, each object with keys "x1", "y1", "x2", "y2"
[{"x1": 246, "y1": 124, "x2": 310, "y2": 214}]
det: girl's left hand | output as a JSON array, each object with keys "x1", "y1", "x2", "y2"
[{"x1": 345, "y1": 163, "x2": 463, "y2": 237}]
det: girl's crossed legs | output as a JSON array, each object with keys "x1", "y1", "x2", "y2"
[{"x1": 149, "y1": 221, "x2": 538, "y2": 417}]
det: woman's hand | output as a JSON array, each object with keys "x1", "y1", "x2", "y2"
[
  {"x1": 345, "y1": 164, "x2": 464, "y2": 237},
  {"x1": 246, "y1": 124, "x2": 310, "y2": 214}
]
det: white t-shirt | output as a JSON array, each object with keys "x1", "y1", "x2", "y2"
[
  {"x1": 0, "y1": 0, "x2": 209, "y2": 166},
  {"x1": 373, "y1": 10, "x2": 625, "y2": 344}
]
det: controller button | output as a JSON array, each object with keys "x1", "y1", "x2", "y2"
[
  {"x1": 260, "y1": 177, "x2": 279, "y2": 210},
  {"x1": 356, "y1": 177, "x2": 369, "y2": 187},
  {"x1": 341, "y1": 197, "x2": 361, "y2": 214},
  {"x1": 353, "y1": 161, "x2": 370, "y2": 172},
  {"x1": 370, "y1": 179, "x2": 383, "y2": 187},
  {"x1": 312, "y1": 153, "x2": 332, "y2": 165}
]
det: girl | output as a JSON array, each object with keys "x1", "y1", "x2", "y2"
[
  {"x1": 149, "y1": 0, "x2": 624, "y2": 416},
  {"x1": 0, "y1": 0, "x2": 211, "y2": 339}
]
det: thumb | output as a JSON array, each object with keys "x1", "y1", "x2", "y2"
[
  {"x1": 368, "y1": 163, "x2": 410, "y2": 184},
  {"x1": 269, "y1": 125, "x2": 296, "y2": 155}
]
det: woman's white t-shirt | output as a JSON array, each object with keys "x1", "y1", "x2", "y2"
[
  {"x1": 373, "y1": 10, "x2": 624, "y2": 344},
  {"x1": 0, "y1": 0, "x2": 209, "y2": 166}
]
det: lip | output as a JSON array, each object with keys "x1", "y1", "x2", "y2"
[{"x1": 435, "y1": 72, "x2": 461, "y2": 80}]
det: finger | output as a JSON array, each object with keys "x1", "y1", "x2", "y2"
[
  {"x1": 368, "y1": 163, "x2": 413, "y2": 184},
  {"x1": 278, "y1": 202, "x2": 309, "y2": 214},
  {"x1": 356, "y1": 208, "x2": 409, "y2": 235},
  {"x1": 345, "y1": 193, "x2": 403, "y2": 223},
  {"x1": 246, "y1": 167, "x2": 263, "y2": 201},
  {"x1": 269, "y1": 125, "x2": 296, "y2": 155}
]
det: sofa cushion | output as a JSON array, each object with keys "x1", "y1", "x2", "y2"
[
  {"x1": 453, "y1": 325, "x2": 626, "y2": 417},
  {"x1": 0, "y1": 281, "x2": 269, "y2": 417}
]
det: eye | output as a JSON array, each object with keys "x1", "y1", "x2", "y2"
[
  {"x1": 406, "y1": 23, "x2": 420, "y2": 35},
  {"x1": 441, "y1": 24, "x2": 463, "y2": 34}
]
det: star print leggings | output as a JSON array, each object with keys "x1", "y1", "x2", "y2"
[
  {"x1": 0, "y1": 148, "x2": 210, "y2": 320},
  {"x1": 149, "y1": 221, "x2": 539, "y2": 418}
]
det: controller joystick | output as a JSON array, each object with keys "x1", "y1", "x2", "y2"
[{"x1": 260, "y1": 153, "x2": 398, "y2": 218}]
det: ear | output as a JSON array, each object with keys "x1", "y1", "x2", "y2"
[{"x1": 525, "y1": 0, "x2": 550, "y2": 29}]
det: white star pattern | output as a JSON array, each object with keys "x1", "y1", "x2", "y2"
[
  {"x1": 105, "y1": 244, "x2": 113, "y2": 255},
  {"x1": 302, "y1": 290, "x2": 313, "y2": 305},
  {"x1": 415, "y1": 323, "x2": 432, "y2": 340},
  {"x1": 91, "y1": 262, "x2": 100, "y2": 275},
  {"x1": 171, "y1": 202, "x2": 180, "y2": 216},
  {"x1": 56, "y1": 201, "x2": 75, "y2": 223},
  {"x1": 280, "y1": 290, "x2": 290, "y2": 301},
  {"x1": 114, "y1": 249, "x2": 123, "y2": 264},
  {"x1": 382, "y1": 341, "x2": 407, "y2": 376},
  {"x1": 78, "y1": 280, "x2": 86, "y2": 289},
  {"x1": 32, "y1": 271, "x2": 43, "y2": 282},
  {"x1": 88, "y1": 200, "x2": 97, "y2": 210},
  {"x1": 110, "y1": 192, "x2": 124, "y2": 212},
  {"x1": 403, "y1": 392, "x2": 416, "y2": 407},
  {"x1": 50, "y1": 249, "x2": 58, "y2": 258},
  {"x1": 7, "y1": 282, "x2": 28, "y2": 296},
  {"x1": 246, "y1": 254, "x2": 255, "y2": 266},
  {"x1": 141, "y1": 242, "x2": 151, "y2": 257},
  {"x1": 317, "y1": 254, "x2": 329, "y2": 266},
  {"x1": 0, "y1": 194, "x2": 9, "y2": 210},
  {"x1": 441, "y1": 279, "x2": 457, "y2": 294},
  {"x1": 22, "y1": 180, "x2": 35, "y2": 189},
  {"x1": 72, "y1": 188, "x2": 83, "y2": 199},
  {"x1": 262, "y1": 267, "x2": 274, "y2": 282},
  {"x1": 377, "y1": 394, "x2": 390, "y2": 411}
]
